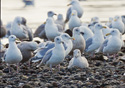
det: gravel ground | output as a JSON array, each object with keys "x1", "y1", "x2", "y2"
[{"x1": 0, "y1": 47, "x2": 125, "y2": 88}]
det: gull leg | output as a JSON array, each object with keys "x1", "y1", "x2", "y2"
[
  {"x1": 49, "y1": 64, "x2": 52, "y2": 72},
  {"x1": 58, "y1": 64, "x2": 60, "y2": 72},
  {"x1": 16, "y1": 63, "x2": 19, "y2": 73}
]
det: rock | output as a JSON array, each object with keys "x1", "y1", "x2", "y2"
[
  {"x1": 0, "y1": 70, "x2": 3, "y2": 76},
  {"x1": 52, "y1": 82, "x2": 58, "y2": 87},
  {"x1": 22, "y1": 84, "x2": 33, "y2": 88},
  {"x1": 3, "y1": 68, "x2": 9, "y2": 73},
  {"x1": 45, "y1": 83, "x2": 52, "y2": 87},
  {"x1": 54, "y1": 76, "x2": 62, "y2": 80},
  {"x1": 18, "y1": 83, "x2": 24, "y2": 87},
  {"x1": 21, "y1": 75, "x2": 28, "y2": 80}
]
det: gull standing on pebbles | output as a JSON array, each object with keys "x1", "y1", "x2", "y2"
[
  {"x1": 71, "y1": 27, "x2": 86, "y2": 54},
  {"x1": 4, "y1": 35, "x2": 22, "y2": 73},
  {"x1": 85, "y1": 23, "x2": 105, "y2": 56},
  {"x1": 99, "y1": 29, "x2": 122, "y2": 60},
  {"x1": 65, "y1": 0, "x2": 83, "y2": 23},
  {"x1": 111, "y1": 16, "x2": 125, "y2": 34},
  {"x1": 79, "y1": 26, "x2": 94, "y2": 41},
  {"x1": 37, "y1": 36, "x2": 65, "y2": 71},
  {"x1": 45, "y1": 17, "x2": 62, "y2": 41},
  {"x1": 68, "y1": 10, "x2": 81, "y2": 31},
  {"x1": 68, "y1": 49, "x2": 89, "y2": 69}
]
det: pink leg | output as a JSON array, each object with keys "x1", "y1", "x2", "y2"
[{"x1": 16, "y1": 63, "x2": 19, "y2": 73}]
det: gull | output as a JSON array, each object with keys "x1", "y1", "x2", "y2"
[
  {"x1": 68, "y1": 10, "x2": 81, "y2": 31},
  {"x1": 37, "y1": 36, "x2": 65, "y2": 71},
  {"x1": 4, "y1": 35, "x2": 22, "y2": 73},
  {"x1": 68, "y1": 49, "x2": 89, "y2": 69},
  {"x1": 65, "y1": 0, "x2": 83, "y2": 23}
]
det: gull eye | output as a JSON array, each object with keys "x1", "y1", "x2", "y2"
[
  {"x1": 76, "y1": 29, "x2": 78, "y2": 31},
  {"x1": 65, "y1": 35, "x2": 67, "y2": 37},
  {"x1": 11, "y1": 36, "x2": 13, "y2": 38},
  {"x1": 56, "y1": 38, "x2": 59, "y2": 41}
]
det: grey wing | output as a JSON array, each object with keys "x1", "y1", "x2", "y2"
[
  {"x1": 39, "y1": 29, "x2": 47, "y2": 39},
  {"x1": 99, "y1": 39, "x2": 108, "y2": 52},
  {"x1": 65, "y1": 7, "x2": 72, "y2": 23},
  {"x1": 34, "y1": 24, "x2": 45, "y2": 37},
  {"x1": 85, "y1": 38, "x2": 93, "y2": 50},
  {"x1": 27, "y1": 26, "x2": 33, "y2": 41},
  {"x1": 42, "y1": 49, "x2": 53, "y2": 64}
]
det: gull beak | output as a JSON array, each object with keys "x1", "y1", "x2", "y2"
[
  {"x1": 71, "y1": 37, "x2": 75, "y2": 40},
  {"x1": 67, "y1": 3, "x2": 71, "y2": 6},
  {"x1": 106, "y1": 33, "x2": 111, "y2": 36},
  {"x1": 54, "y1": 13, "x2": 57, "y2": 15},
  {"x1": 103, "y1": 26, "x2": 107, "y2": 28},
  {"x1": 43, "y1": 22, "x2": 46, "y2": 24},
  {"x1": 16, "y1": 38, "x2": 20, "y2": 41},
  {"x1": 72, "y1": 13, "x2": 74, "y2": 16},
  {"x1": 114, "y1": 19, "x2": 117, "y2": 21},
  {"x1": 18, "y1": 23, "x2": 20, "y2": 26}
]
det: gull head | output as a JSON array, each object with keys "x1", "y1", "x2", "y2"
[
  {"x1": 114, "y1": 15, "x2": 121, "y2": 21},
  {"x1": 73, "y1": 49, "x2": 81, "y2": 58},
  {"x1": 73, "y1": 27, "x2": 81, "y2": 35},
  {"x1": 67, "y1": 0, "x2": 79, "y2": 6},
  {"x1": 14, "y1": 16, "x2": 22, "y2": 25},
  {"x1": 94, "y1": 23, "x2": 105, "y2": 30},
  {"x1": 91, "y1": 17, "x2": 99, "y2": 22},
  {"x1": 9, "y1": 35, "x2": 17, "y2": 42},
  {"x1": 54, "y1": 36, "x2": 63, "y2": 44},
  {"x1": 47, "y1": 11, "x2": 57, "y2": 17},
  {"x1": 106, "y1": 29, "x2": 120, "y2": 37},
  {"x1": 61, "y1": 33, "x2": 75, "y2": 42}
]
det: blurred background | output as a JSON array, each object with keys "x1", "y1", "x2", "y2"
[{"x1": 1, "y1": 0, "x2": 125, "y2": 31}]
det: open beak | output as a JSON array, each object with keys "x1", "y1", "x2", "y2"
[
  {"x1": 67, "y1": 3, "x2": 71, "y2": 6},
  {"x1": 106, "y1": 33, "x2": 111, "y2": 36}
]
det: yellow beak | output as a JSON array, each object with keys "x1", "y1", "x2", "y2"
[
  {"x1": 71, "y1": 37, "x2": 75, "y2": 40},
  {"x1": 106, "y1": 33, "x2": 111, "y2": 36},
  {"x1": 114, "y1": 19, "x2": 117, "y2": 21},
  {"x1": 72, "y1": 13, "x2": 74, "y2": 16},
  {"x1": 16, "y1": 38, "x2": 20, "y2": 41},
  {"x1": 67, "y1": 4, "x2": 71, "y2": 6},
  {"x1": 103, "y1": 26, "x2": 107, "y2": 28}
]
